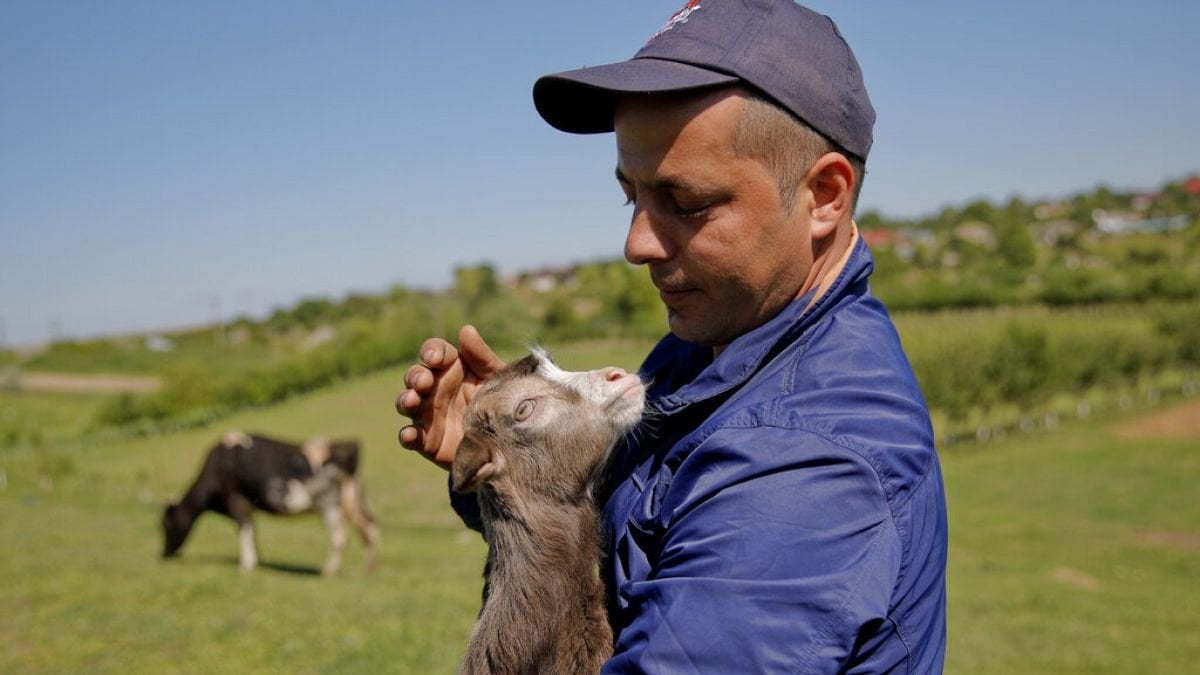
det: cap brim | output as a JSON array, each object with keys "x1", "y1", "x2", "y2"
[{"x1": 533, "y1": 58, "x2": 739, "y2": 134}]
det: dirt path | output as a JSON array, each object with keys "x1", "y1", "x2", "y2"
[
  {"x1": 12, "y1": 372, "x2": 162, "y2": 394},
  {"x1": 1114, "y1": 397, "x2": 1200, "y2": 442}
]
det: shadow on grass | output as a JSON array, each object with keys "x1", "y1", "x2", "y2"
[
  {"x1": 256, "y1": 560, "x2": 323, "y2": 576},
  {"x1": 166, "y1": 553, "x2": 323, "y2": 576}
]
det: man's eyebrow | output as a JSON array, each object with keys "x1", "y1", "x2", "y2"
[{"x1": 614, "y1": 167, "x2": 707, "y2": 192}]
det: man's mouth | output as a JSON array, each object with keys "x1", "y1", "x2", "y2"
[
  {"x1": 657, "y1": 286, "x2": 694, "y2": 303},
  {"x1": 651, "y1": 269, "x2": 696, "y2": 303}
]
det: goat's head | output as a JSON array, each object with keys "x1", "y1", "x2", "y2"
[{"x1": 451, "y1": 347, "x2": 645, "y2": 503}]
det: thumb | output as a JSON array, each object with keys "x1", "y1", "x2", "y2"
[{"x1": 458, "y1": 325, "x2": 507, "y2": 379}]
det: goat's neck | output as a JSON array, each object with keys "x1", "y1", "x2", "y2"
[
  {"x1": 469, "y1": 488, "x2": 611, "y2": 673},
  {"x1": 479, "y1": 488, "x2": 602, "y2": 584}
]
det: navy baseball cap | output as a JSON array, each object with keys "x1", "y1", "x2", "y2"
[{"x1": 533, "y1": 0, "x2": 875, "y2": 161}]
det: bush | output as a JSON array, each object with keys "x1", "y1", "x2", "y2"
[
  {"x1": 985, "y1": 322, "x2": 1051, "y2": 407},
  {"x1": 1039, "y1": 267, "x2": 1122, "y2": 305},
  {"x1": 1154, "y1": 302, "x2": 1200, "y2": 365},
  {"x1": 904, "y1": 304, "x2": 1195, "y2": 424}
]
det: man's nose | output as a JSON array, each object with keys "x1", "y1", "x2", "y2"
[{"x1": 624, "y1": 206, "x2": 671, "y2": 265}]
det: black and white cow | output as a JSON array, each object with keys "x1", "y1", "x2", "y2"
[{"x1": 162, "y1": 431, "x2": 380, "y2": 575}]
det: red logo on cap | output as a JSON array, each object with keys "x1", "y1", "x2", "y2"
[{"x1": 648, "y1": 0, "x2": 701, "y2": 44}]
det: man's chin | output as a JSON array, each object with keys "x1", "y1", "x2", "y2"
[{"x1": 667, "y1": 314, "x2": 727, "y2": 348}]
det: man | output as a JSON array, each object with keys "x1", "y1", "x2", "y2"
[{"x1": 397, "y1": 1, "x2": 947, "y2": 672}]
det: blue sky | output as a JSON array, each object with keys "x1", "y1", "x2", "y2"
[{"x1": 2, "y1": 1, "x2": 1197, "y2": 347}]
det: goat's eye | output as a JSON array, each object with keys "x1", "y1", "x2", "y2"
[{"x1": 513, "y1": 398, "x2": 536, "y2": 422}]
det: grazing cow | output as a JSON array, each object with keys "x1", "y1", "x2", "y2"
[{"x1": 162, "y1": 431, "x2": 380, "y2": 575}]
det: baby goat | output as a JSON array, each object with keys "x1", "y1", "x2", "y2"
[{"x1": 451, "y1": 347, "x2": 645, "y2": 675}]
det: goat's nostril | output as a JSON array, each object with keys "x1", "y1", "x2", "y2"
[{"x1": 606, "y1": 368, "x2": 627, "y2": 382}]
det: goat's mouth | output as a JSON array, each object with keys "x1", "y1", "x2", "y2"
[
  {"x1": 606, "y1": 381, "x2": 645, "y2": 410},
  {"x1": 606, "y1": 383, "x2": 646, "y2": 433},
  {"x1": 613, "y1": 381, "x2": 643, "y2": 401}
]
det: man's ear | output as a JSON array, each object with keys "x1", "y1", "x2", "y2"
[
  {"x1": 805, "y1": 152, "x2": 854, "y2": 240},
  {"x1": 451, "y1": 433, "x2": 499, "y2": 493}
]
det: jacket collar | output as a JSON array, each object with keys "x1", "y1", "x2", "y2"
[{"x1": 642, "y1": 230, "x2": 875, "y2": 414}]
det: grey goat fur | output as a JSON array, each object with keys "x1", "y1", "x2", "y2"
[{"x1": 451, "y1": 348, "x2": 645, "y2": 675}]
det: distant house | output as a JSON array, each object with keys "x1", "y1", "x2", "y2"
[
  {"x1": 1092, "y1": 209, "x2": 1190, "y2": 235},
  {"x1": 862, "y1": 228, "x2": 930, "y2": 262},
  {"x1": 1131, "y1": 192, "x2": 1160, "y2": 212},
  {"x1": 954, "y1": 221, "x2": 996, "y2": 248},
  {"x1": 861, "y1": 229, "x2": 899, "y2": 249},
  {"x1": 1034, "y1": 201, "x2": 1071, "y2": 220},
  {"x1": 227, "y1": 326, "x2": 253, "y2": 346},
  {"x1": 145, "y1": 335, "x2": 174, "y2": 353},
  {"x1": 1183, "y1": 176, "x2": 1200, "y2": 195},
  {"x1": 516, "y1": 267, "x2": 578, "y2": 293},
  {"x1": 1036, "y1": 220, "x2": 1082, "y2": 245},
  {"x1": 302, "y1": 325, "x2": 337, "y2": 351}
]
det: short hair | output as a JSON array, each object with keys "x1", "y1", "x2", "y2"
[{"x1": 732, "y1": 91, "x2": 866, "y2": 212}]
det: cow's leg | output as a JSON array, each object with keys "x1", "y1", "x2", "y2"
[
  {"x1": 228, "y1": 492, "x2": 258, "y2": 573},
  {"x1": 341, "y1": 479, "x2": 381, "y2": 573},
  {"x1": 320, "y1": 502, "x2": 347, "y2": 576},
  {"x1": 238, "y1": 524, "x2": 258, "y2": 572}
]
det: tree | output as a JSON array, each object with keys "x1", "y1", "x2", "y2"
[
  {"x1": 995, "y1": 218, "x2": 1037, "y2": 270},
  {"x1": 455, "y1": 263, "x2": 501, "y2": 312}
]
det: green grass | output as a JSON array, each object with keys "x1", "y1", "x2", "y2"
[
  {"x1": 2, "y1": 342, "x2": 1197, "y2": 673},
  {"x1": 1, "y1": 390, "x2": 110, "y2": 445},
  {"x1": 1, "y1": 366, "x2": 485, "y2": 674},
  {"x1": 22, "y1": 334, "x2": 290, "y2": 382},
  {"x1": 943, "y1": 422, "x2": 1200, "y2": 674}
]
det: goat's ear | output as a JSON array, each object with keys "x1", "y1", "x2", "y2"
[{"x1": 451, "y1": 433, "x2": 500, "y2": 493}]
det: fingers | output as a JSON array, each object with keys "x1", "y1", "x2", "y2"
[
  {"x1": 398, "y1": 424, "x2": 422, "y2": 449},
  {"x1": 395, "y1": 336, "x2": 465, "y2": 417},
  {"x1": 458, "y1": 325, "x2": 507, "y2": 380},
  {"x1": 424, "y1": 355, "x2": 465, "y2": 452},
  {"x1": 418, "y1": 337, "x2": 459, "y2": 371},
  {"x1": 394, "y1": 327, "x2": 503, "y2": 471},
  {"x1": 398, "y1": 425, "x2": 453, "y2": 469},
  {"x1": 395, "y1": 365, "x2": 430, "y2": 418}
]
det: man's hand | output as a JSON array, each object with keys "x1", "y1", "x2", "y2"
[{"x1": 395, "y1": 325, "x2": 506, "y2": 469}]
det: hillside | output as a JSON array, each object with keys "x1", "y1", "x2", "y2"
[
  {"x1": 1, "y1": 359, "x2": 1197, "y2": 673},
  {"x1": 1, "y1": 175, "x2": 1197, "y2": 441}
]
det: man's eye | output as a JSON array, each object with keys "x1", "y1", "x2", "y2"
[{"x1": 673, "y1": 201, "x2": 711, "y2": 218}]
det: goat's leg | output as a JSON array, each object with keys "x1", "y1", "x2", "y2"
[
  {"x1": 320, "y1": 502, "x2": 347, "y2": 576},
  {"x1": 340, "y1": 479, "x2": 381, "y2": 573}
]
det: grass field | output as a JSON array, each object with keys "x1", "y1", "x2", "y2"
[{"x1": 2, "y1": 343, "x2": 1197, "y2": 673}]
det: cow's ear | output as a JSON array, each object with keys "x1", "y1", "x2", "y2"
[{"x1": 451, "y1": 433, "x2": 500, "y2": 494}]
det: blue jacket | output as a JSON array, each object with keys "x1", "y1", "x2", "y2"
[
  {"x1": 455, "y1": 238, "x2": 948, "y2": 673},
  {"x1": 600, "y1": 237, "x2": 946, "y2": 673}
]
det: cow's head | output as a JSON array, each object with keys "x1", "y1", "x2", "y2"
[{"x1": 161, "y1": 503, "x2": 194, "y2": 558}]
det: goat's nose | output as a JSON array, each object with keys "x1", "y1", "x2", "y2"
[{"x1": 604, "y1": 368, "x2": 627, "y2": 382}]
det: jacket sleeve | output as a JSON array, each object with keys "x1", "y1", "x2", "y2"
[{"x1": 603, "y1": 426, "x2": 902, "y2": 674}]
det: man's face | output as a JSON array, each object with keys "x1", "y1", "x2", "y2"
[{"x1": 615, "y1": 88, "x2": 815, "y2": 348}]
